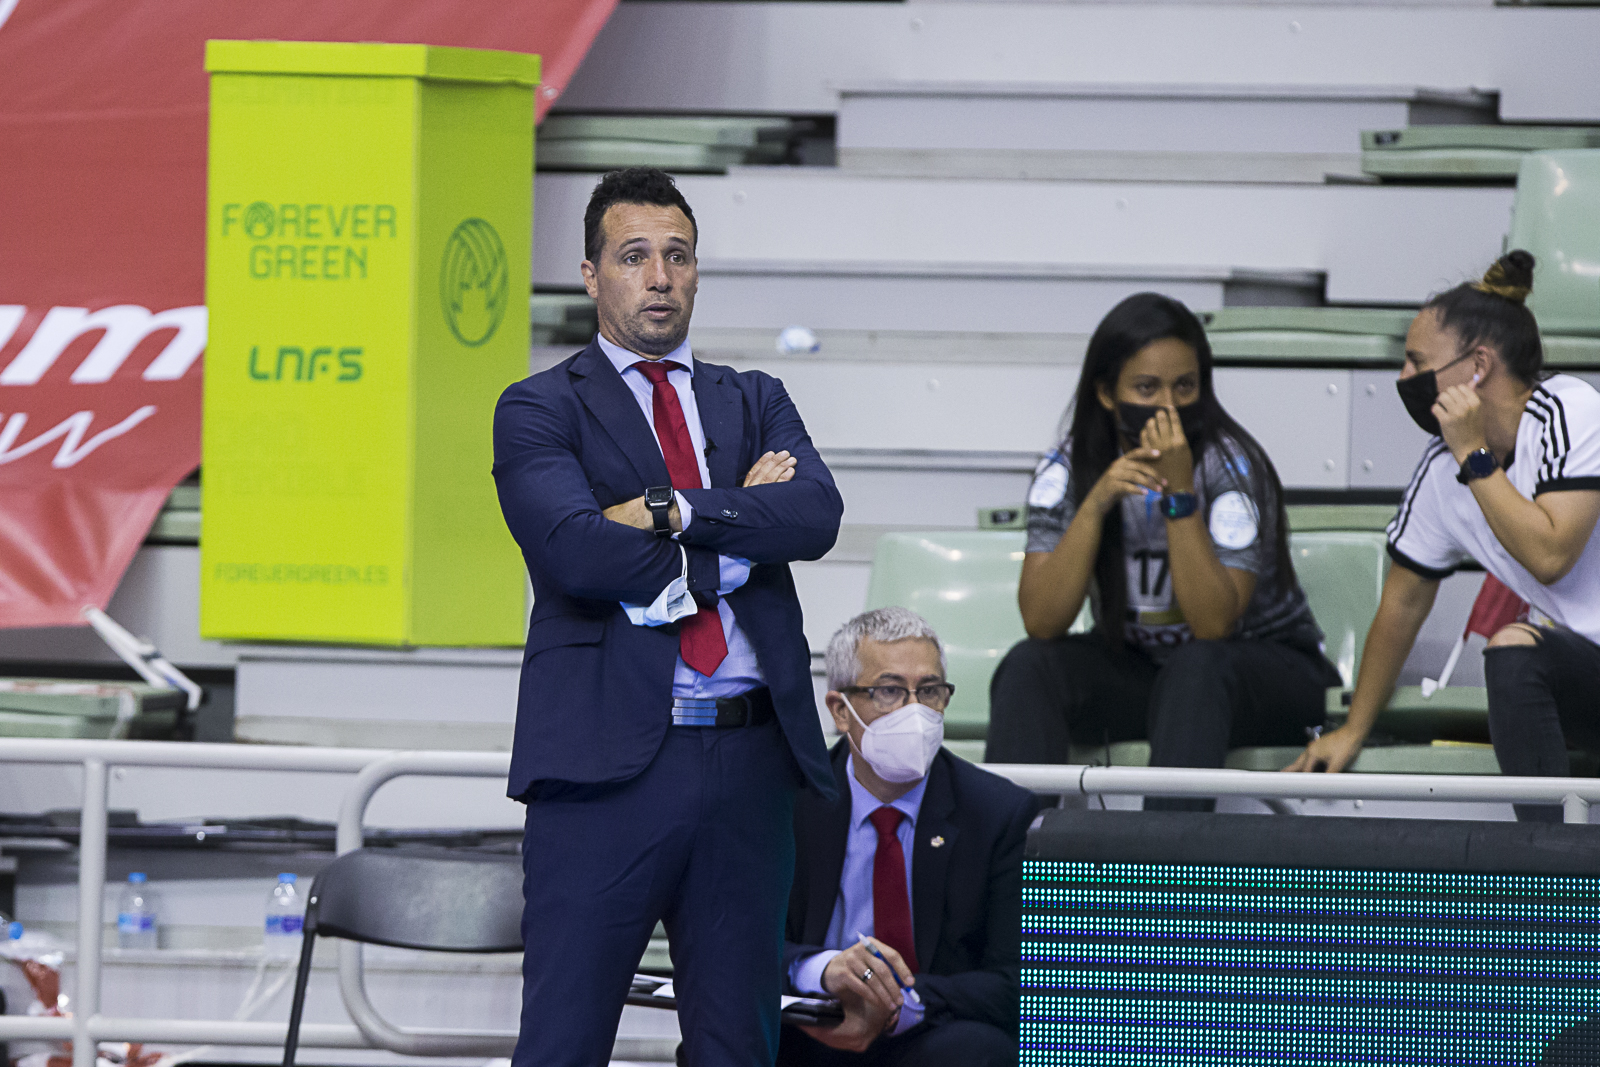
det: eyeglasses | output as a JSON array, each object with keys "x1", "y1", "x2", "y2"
[{"x1": 841, "y1": 683, "x2": 956, "y2": 712}]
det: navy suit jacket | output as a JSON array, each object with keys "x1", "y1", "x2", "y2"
[
  {"x1": 492, "y1": 340, "x2": 843, "y2": 800},
  {"x1": 783, "y1": 745, "x2": 1041, "y2": 1035}
]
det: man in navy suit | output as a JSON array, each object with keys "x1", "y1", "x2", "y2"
[
  {"x1": 493, "y1": 168, "x2": 843, "y2": 1067},
  {"x1": 781, "y1": 608, "x2": 1038, "y2": 1066}
]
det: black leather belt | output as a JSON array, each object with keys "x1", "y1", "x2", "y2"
[{"x1": 670, "y1": 687, "x2": 775, "y2": 728}]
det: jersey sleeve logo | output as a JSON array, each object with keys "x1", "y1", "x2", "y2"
[
  {"x1": 1209, "y1": 491, "x2": 1260, "y2": 550},
  {"x1": 1029, "y1": 460, "x2": 1069, "y2": 509}
]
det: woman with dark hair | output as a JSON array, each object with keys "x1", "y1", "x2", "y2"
[
  {"x1": 985, "y1": 292, "x2": 1340, "y2": 803},
  {"x1": 1288, "y1": 253, "x2": 1600, "y2": 821}
]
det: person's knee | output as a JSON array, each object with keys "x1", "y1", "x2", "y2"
[
  {"x1": 915, "y1": 1020, "x2": 1013, "y2": 1067},
  {"x1": 1484, "y1": 626, "x2": 1551, "y2": 690},
  {"x1": 997, "y1": 636, "x2": 1065, "y2": 674},
  {"x1": 1487, "y1": 623, "x2": 1543, "y2": 649},
  {"x1": 1157, "y1": 639, "x2": 1235, "y2": 682}
]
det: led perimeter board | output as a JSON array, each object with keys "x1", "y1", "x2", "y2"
[{"x1": 1023, "y1": 810, "x2": 1600, "y2": 1066}]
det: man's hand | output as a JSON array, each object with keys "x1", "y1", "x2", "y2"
[
  {"x1": 744, "y1": 450, "x2": 796, "y2": 487},
  {"x1": 799, "y1": 940, "x2": 913, "y2": 1052},
  {"x1": 1435, "y1": 379, "x2": 1488, "y2": 463},
  {"x1": 1283, "y1": 724, "x2": 1366, "y2": 774},
  {"x1": 602, "y1": 495, "x2": 681, "y2": 533},
  {"x1": 599, "y1": 450, "x2": 793, "y2": 532},
  {"x1": 1141, "y1": 408, "x2": 1194, "y2": 492}
]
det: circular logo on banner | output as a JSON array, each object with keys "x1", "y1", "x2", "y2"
[
  {"x1": 440, "y1": 218, "x2": 508, "y2": 346},
  {"x1": 1209, "y1": 491, "x2": 1260, "y2": 550},
  {"x1": 243, "y1": 202, "x2": 275, "y2": 239}
]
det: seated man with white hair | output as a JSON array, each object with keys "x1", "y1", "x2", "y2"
[{"x1": 779, "y1": 607, "x2": 1039, "y2": 1067}]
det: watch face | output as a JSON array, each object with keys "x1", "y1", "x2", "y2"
[
  {"x1": 646, "y1": 487, "x2": 673, "y2": 508},
  {"x1": 1468, "y1": 450, "x2": 1497, "y2": 476}
]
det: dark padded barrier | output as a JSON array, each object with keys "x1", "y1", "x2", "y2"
[
  {"x1": 1027, "y1": 808, "x2": 1600, "y2": 874},
  {"x1": 1021, "y1": 811, "x2": 1600, "y2": 1067}
]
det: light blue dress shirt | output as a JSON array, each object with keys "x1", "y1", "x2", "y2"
[
  {"x1": 598, "y1": 335, "x2": 765, "y2": 700},
  {"x1": 789, "y1": 754, "x2": 927, "y2": 1034}
]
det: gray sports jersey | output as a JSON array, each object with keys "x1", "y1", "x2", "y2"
[{"x1": 1025, "y1": 434, "x2": 1317, "y2": 655}]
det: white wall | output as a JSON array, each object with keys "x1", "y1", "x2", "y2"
[{"x1": 562, "y1": 3, "x2": 1600, "y2": 122}]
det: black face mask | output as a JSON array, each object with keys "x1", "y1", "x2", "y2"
[
  {"x1": 1395, "y1": 372, "x2": 1443, "y2": 437},
  {"x1": 1395, "y1": 352, "x2": 1472, "y2": 437},
  {"x1": 1117, "y1": 402, "x2": 1207, "y2": 448}
]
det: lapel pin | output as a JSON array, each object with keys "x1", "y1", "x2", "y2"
[{"x1": 930, "y1": 836, "x2": 945, "y2": 848}]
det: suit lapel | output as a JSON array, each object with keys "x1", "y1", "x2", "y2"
[
  {"x1": 691, "y1": 360, "x2": 744, "y2": 489},
  {"x1": 801, "y1": 747, "x2": 853, "y2": 945},
  {"x1": 912, "y1": 753, "x2": 959, "y2": 972},
  {"x1": 569, "y1": 341, "x2": 670, "y2": 488}
]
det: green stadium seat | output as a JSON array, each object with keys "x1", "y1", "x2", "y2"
[
  {"x1": 1201, "y1": 307, "x2": 1412, "y2": 366},
  {"x1": 0, "y1": 679, "x2": 186, "y2": 739},
  {"x1": 864, "y1": 531, "x2": 1030, "y2": 741},
  {"x1": 1361, "y1": 126, "x2": 1600, "y2": 182},
  {"x1": 1289, "y1": 530, "x2": 1387, "y2": 687},
  {"x1": 1510, "y1": 149, "x2": 1600, "y2": 339},
  {"x1": 863, "y1": 531, "x2": 1093, "y2": 741},
  {"x1": 1284, "y1": 503, "x2": 1395, "y2": 533},
  {"x1": 1289, "y1": 529, "x2": 1492, "y2": 769},
  {"x1": 866, "y1": 523, "x2": 1494, "y2": 773}
]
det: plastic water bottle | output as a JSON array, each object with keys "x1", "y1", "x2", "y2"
[
  {"x1": 116, "y1": 872, "x2": 158, "y2": 949},
  {"x1": 264, "y1": 873, "x2": 304, "y2": 959}
]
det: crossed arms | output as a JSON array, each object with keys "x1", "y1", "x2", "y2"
[{"x1": 493, "y1": 373, "x2": 843, "y2": 604}]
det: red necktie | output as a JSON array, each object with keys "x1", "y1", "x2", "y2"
[
  {"x1": 631, "y1": 360, "x2": 728, "y2": 677},
  {"x1": 868, "y1": 806, "x2": 919, "y2": 974}
]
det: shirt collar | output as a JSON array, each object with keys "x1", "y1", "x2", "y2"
[
  {"x1": 597, "y1": 333, "x2": 694, "y2": 378},
  {"x1": 845, "y1": 752, "x2": 929, "y2": 830}
]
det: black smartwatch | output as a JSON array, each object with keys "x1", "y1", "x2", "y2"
[
  {"x1": 1456, "y1": 448, "x2": 1498, "y2": 485},
  {"x1": 1161, "y1": 491, "x2": 1199, "y2": 520},
  {"x1": 644, "y1": 485, "x2": 675, "y2": 537}
]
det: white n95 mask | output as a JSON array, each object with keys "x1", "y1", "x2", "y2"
[
  {"x1": 849, "y1": 702, "x2": 944, "y2": 783},
  {"x1": 622, "y1": 547, "x2": 697, "y2": 628}
]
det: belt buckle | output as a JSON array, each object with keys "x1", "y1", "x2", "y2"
[{"x1": 671, "y1": 697, "x2": 719, "y2": 728}]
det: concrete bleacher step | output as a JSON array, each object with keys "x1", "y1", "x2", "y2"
[
  {"x1": 533, "y1": 169, "x2": 1516, "y2": 308},
  {"x1": 835, "y1": 81, "x2": 1496, "y2": 184},
  {"x1": 685, "y1": 325, "x2": 1427, "y2": 493},
  {"x1": 531, "y1": 291, "x2": 599, "y2": 346},
  {"x1": 690, "y1": 258, "x2": 1323, "y2": 334},
  {"x1": 537, "y1": 114, "x2": 797, "y2": 173},
  {"x1": 1063, "y1": 739, "x2": 1506, "y2": 775},
  {"x1": 1362, "y1": 125, "x2": 1600, "y2": 180},
  {"x1": 146, "y1": 482, "x2": 200, "y2": 546}
]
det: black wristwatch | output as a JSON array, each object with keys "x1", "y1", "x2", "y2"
[
  {"x1": 1456, "y1": 448, "x2": 1498, "y2": 485},
  {"x1": 1161, "y1": 491, "x2": 1199, "y2": 520},
  {"x1": 644, "y1": 485, "x2": 675, "y2": 537}
]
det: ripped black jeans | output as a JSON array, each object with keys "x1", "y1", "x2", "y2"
[{"x1": 1485, "y1": 625, "x2": 1600, "y2": 822}]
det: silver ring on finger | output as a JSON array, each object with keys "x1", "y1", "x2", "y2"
[{"x1": 860, "y1": 968, "x2": 874, "y2": 983}]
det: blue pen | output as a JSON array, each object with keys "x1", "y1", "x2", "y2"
[{"x1": 856, "y1": 932, "x2": 921, "y2": 1006}]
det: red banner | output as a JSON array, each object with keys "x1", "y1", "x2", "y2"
[{"x1": 0, "y1": 0, "x2": 612, "y2": 627}]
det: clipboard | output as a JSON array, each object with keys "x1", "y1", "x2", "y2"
[{"x1": 627, "y1": 974, "x2": 843, "y2": 1028}]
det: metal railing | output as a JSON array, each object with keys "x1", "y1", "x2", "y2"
[{"x1": 0, "y1": 737, "x2": 1597, "y2": 1066}]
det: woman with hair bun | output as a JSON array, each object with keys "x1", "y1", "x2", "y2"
[
  {"x1": 985, "y1": 292, "x2": 1341, "y2": 807},
  {"x1": 1288, "y1": 252, "x2": 1600, "y2": 820}
]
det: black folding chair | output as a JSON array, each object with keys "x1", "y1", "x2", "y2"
[{"x1": 282, "y1": 848, "x2": 523, "y2": 1067}]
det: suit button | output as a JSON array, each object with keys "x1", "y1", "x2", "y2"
[{"x1": 722, "y1": 509, "x2": 738, "y2": 519}]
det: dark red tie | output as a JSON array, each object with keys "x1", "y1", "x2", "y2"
[
  {"x1": 868, "y1": 806, "x2": 919, "y2": 974},
  {"x1": 631, "y1": 360, "x2": 727, "y2": 677}
]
